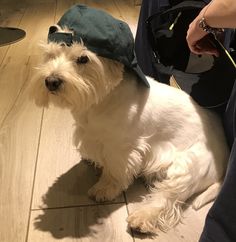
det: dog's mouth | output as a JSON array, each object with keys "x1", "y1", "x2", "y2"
[{"x1": 49, "y1": 91, "x2": 59, "y2": 95}]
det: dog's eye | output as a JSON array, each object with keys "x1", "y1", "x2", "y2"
[{"x1": 76, "y1": 55, "x2": 89, "y2": 64}]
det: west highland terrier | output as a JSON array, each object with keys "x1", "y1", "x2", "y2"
[{"x1": 32, "y1": 4, "x2": 229, "y2": 234}]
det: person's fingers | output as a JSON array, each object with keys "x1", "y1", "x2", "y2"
[
  {"x1": 187, "y1": 28, "x2": 219, "y2": 56},
  {"x1": 188, "y1": 42, "x2": 204, "y2": 55},
  {"x1": 191, "y1": 46, "x2": 219, "y2": 56},
  {"x1": 189, "y1": 42, "x2": 219, "y2": 56},
  {"x1": 186, "y1": 35, "x2": 203, "y2": 54},
  {"x1": 202, "y1": 50, "x2": 219, "y2": 57},
  {"x1": 195, "y1": 38, "x2": 219, "y2": 57},
  {"x1": 186, "y1": 20, "x2": 209, "y2": 54}
]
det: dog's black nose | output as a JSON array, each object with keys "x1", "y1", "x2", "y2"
[{"x1": 45, "y1": 77, "x2": 63, "y2": 91}]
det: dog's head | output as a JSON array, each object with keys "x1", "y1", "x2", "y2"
[
  {"x1": 33, "y1": 26, "x2": 124, "y2": 111},
  {"x1": 31, "y1": 4, "x2": 148, "y2": 110}
]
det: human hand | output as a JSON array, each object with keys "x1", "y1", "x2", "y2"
[{"x1": 186, "y1": 17, "x2": 219, "y2": 57}]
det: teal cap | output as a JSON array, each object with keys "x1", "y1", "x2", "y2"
[{"x1": 48, "y1": 4, "x2": 149, "y2": 87}]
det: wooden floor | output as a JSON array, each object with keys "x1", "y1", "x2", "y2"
[{"x1": 0, "y1": 0, "x2": 212, "y2": 241}]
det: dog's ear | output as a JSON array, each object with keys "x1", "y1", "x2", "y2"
[{"x1": 48, "y1": 25, "x2": 59, "y2": 34}]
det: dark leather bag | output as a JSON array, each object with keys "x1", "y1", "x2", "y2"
[{"x1": 146, "y1": 0, "x2": 236, "y2": 112}]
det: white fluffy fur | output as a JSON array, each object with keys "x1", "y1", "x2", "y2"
[{"x1": 33, "y1": 34, "x2": 229, "y2": 233}]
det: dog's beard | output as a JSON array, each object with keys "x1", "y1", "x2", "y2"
[
  {"x1": 33, "y1": 43, "x2": 124, "y2": 112},
  {"x1": 32, "y1": 75, "x2": 98, "y2": 111}
]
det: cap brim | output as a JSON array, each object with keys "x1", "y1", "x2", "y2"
[
  {"x1": 48, "y1": 32, "x2": 73, "y2": 46},
  {"x1": 132, "y1": 64, "x2": 150, "y2": 87}
]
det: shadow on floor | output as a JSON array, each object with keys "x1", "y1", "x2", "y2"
[{"x1": 33, "y1": 160, "x2": 128, "y2": 239}]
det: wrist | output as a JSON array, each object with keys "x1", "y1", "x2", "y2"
[
  {"x1": 197, "y1": 2, "x2": 224, "y2": 37},
  {"x1": 198, "y1": 17, "x2": 224, "y2": 36},
  {"x1": 192, "y1": 16, "x2": 207, "y2": 38}
]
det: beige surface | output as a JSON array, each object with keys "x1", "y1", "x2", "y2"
[
  {"x1": 0, "y1": 3, "x2": 26, "y2": 61},
  {"x1": 125, "y1": 180, "x2": 212, "y2": 242},
  {"x1": 0, "y1": 56, "x2": 43, "y2": 242},
  {"x1": 28, "y1": 205, "x2": 133, "y2": 242},
  {"x1": 32, "y1": 105, "x2": 125, "y2": 209},
  {"x1": 0, "y1": 0, "x2": 210, "y2": 241}
]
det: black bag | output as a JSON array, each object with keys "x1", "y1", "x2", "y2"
[{"x1": 146, "y1": 0, "x2": 236, "y2": 113}]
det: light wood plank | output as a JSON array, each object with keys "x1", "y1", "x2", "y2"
[
  {"x1": 0, "y1": 3, "x2": 26, "y2": 27},
  {"x1": 132, "y1": 205, "x2": 211, "y2": 242},
  {"x1": 55, "y1": 0, "x2": 119, "y2": 22},
  {"x1": 32, "y1": 0, "x2": 128, "y2": 210},
  {"x1": 0, "y1": 2, "x2": 56, "y2": 155},
  {"x1": 55, "y1": 0, "x2": 75, "y2": 22},
  {"x1": 113, "y1": 0, "x2": 141, "y2": 35},
  {"x1": 0, "y1": 0, "x2": 54, "y2": 3},
  {"x1": 32, "y1": 105, "x2": 125, "y2": 209},
  {"x1": 134, "y1": 0, "x2": 142, "y2": 6},
  {"x1": 4, "y1": 2, "x2": 56, "y2": 58},
  {"x1": 0, "y1": 3, "x2": 26, "y2": 64},
  {"x1": 0, "y1": 1, "x2": 56, "y2": 128},
  {"x1": 0, "y1": 2, "x2": 57, "y2": 242},
  {"x1": 0, "y1": 56, "x2": 43, "y2": 242},
  {"x1": 132, "y1": 204, "x2": 211, "y2": 242},
  {"x1": 78, "y1": 0, "x2": 119, "y2": 17},
  {"x1": 125, "y1": 180, "x2": 211, "y2": 242},
  {"x1": 0, "y1": 57, "x2": 32, "y2": 126},
  {"x1": 28, "y1": 204, "x2": 133, "y2": 241},
  {"x1": 0, "y1": 1, "x2": 213, "y2": 241}
]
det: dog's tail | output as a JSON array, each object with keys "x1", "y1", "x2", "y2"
[{"x1": 192, "y1": 182, "x2": 222, "y2": 210}]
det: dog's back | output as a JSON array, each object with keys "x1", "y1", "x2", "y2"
[{"x1": 121, "y1": 75, "x2": 229, "y2": 232}]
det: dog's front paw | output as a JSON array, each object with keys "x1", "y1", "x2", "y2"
[
  {"x1": 88, "y1": 181, "x2": 122, "y2": 202},
  {"x1": 127, "y1": 209, "x2": 157, "y2": 234}
]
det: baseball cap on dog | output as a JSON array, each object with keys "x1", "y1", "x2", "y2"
[{"x1": 48, "y1": 4, "x2": 149, "y2": 87}]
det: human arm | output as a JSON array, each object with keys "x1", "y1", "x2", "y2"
[{"x1": 186, "y1": 0, "x2": 236, "y2": 56}]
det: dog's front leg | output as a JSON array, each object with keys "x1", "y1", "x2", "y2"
[
  {"x1": 88, "y1": 171, "x2": 126, "y2": 202},
  {"x1": 88, "y1": 155, "x2": 137, "y2": 202}
]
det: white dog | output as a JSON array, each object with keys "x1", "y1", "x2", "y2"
[{"x1": 32, "y1": 5, "x2": 229, "y2": 234}]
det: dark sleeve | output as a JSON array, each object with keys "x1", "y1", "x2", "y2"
[{"x1": 135, "y1": 0, "x2": 170, "y2": 83}]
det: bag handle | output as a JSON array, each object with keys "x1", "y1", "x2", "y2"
[
  {"x1": 147, "y1": 0, "x2": 206, "y2": 23},
  {"x1": 169, "y1": 0, "x2": 211, "y2": 6}
]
